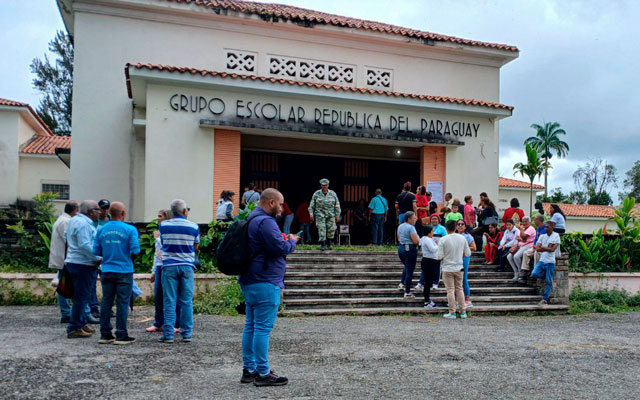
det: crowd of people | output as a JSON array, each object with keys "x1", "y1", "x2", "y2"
[{"x1": 391, "y1": 182, "x2": 566, "y2": 317}]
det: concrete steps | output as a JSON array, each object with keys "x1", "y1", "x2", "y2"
[{"x1": 282, "y1": 250, "x2": 568, "y2": 316}]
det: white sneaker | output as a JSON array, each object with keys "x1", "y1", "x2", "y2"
[
  {"x1": 51, "y1": 279, "x2": 59, "y2": 288},
  {"x1": 465, "y1": 301, "x2": 473, "y2": 308},
  {"x1": 443, "y1": 313, "x2": 457, "y2": 319},
  {"x1": 459, "y1": 312, "x2": 468, "y2": 319},
  {"x1": 414, "y1": 283, "x2": 424, "y2": 292},
  {"x1": 397, "y1": 283, "x2": 405, "y2": 291},
  {"x1": 424, "y1": 301, "x2": 437, "y2": 309},
  {"x1": 432, "y1": 284, "x2": 439, "y2": 290}
]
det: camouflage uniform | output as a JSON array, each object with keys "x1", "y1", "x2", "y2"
[{"x1": 308, "y1": 189, "x2": 341, "y2": 242}]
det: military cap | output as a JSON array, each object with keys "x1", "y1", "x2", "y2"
[{"x1": 319, "y1": 178, "x2": 330, "y2": 186}]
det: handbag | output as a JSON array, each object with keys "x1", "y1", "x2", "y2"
[{"x1": 56, "y1": 265, "x2": 74, "y2": 299}]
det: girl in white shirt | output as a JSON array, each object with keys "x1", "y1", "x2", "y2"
[{"x1": 419, "y1": 225, "x2": 440, "y2": 309}]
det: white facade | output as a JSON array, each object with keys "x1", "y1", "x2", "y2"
[{"x1": 59, "y1": 0, "x2": 518, "y2": 222}]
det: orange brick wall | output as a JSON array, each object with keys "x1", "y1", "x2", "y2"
[
  {"x1": 420, "y1": 146, "x2": 446, "y2": 196},
  {"x1": 213, "y1": 129, "x2": 241, "y2": 215}
]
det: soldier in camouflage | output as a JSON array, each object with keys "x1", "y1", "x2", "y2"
[{"x1": 308, "y1": 178, "x2": 342, "y2": 250}]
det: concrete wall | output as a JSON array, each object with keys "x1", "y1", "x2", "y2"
[
  {"x1": 565, "y1": 217, "x2": 608, "y2": 234},
  {"x1": 570, "y1": 273, "x2": 640, "y2": 295},
  {"x1": 0, "y1": 111, "x2": 20, "y2": 205},
  {"x1": 69, "y1": 5, "x2": 510, "y2": 222},
  {"x1": 497, "y1": 187, "x2": 539, "y2": 217},
  {"x1": 18, "y1": 155, "x2": 70, "y2": 215}
]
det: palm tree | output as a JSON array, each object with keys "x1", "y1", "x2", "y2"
[
  {"x1": 524, "y1": 121, "x2": 570, "y2": 197},
  {"x1": 514, "y1": 143, "x2": 547, "y2": 217}
]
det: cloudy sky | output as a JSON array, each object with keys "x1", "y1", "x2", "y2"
[{"x1": 2, "y1": 0, "x2": 639, "y2": 201}]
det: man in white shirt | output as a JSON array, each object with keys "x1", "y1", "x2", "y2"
[
  {"x1": 531, "y1": 221, "x2": 561, "y2": 305},
  {"x1": 48, "y1": 201, "x2": 78, "y2": 323},
  {"x1": 436, "y1": 220, "x2": 471, "y2": 318}
]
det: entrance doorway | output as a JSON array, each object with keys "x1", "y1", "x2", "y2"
[{"x1": 241, "y1": 150, "x2": 419, "y2": 244}]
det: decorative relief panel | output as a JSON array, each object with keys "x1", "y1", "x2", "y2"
[
  {"x1": 268, "y1": 55, "x2": 355, "y2": 85},
  {"x1": 365, "y1": 66, "x2": 393, "y2": 90},
  {"x1": 225, "y1": 50, "x2": 257, "y2": 73}
]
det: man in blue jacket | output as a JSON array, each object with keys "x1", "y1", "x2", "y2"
[{"x1": 239, "y1": 188, "x2": 299, "y2": 387}]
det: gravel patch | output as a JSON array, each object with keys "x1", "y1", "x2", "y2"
[{"x1": 2, "y1": 306, "x2": 639, "y2": 399}]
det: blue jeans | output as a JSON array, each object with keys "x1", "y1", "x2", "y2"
[
  {"x1": 299, "y1": 223, "x2": 311, "y2": 244},
  {"x1": 100, "y1": 272, "x2": 133, "y2": 339},
  {"x1": 371, "y1": 214, "x2": 385, "y2": 245},
  {"x1": 90, "y1": 271, "x2": 99, "y2": 313},
  {"x1": 162, "y1": 265, "x2": 194, "y2": 339},
  {"x1": 65, "y1": 263, "x2": 98, "y2": 333},
  {"x1": 153, "y1": 267, "x2": 180, "y2": 329},
  {"x1": 398, "y1": 244, "x2": 417, "y2": 293},
  {"x1": 532, "y1": 262, "x2": 555, "y2": 301},
  {"x1": 463, "y1": 256, "x2": 471, "y2": 298},
  {"x1": 283, "y1": 214, "x2": 294, "y2": 235},
  {"x1": 241, "y1": 282, "x2": 281, "y2": 375}
]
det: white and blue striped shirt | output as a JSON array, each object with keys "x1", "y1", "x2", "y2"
[{"x1": 159, "y1": 215, "x2": 200, "y2": 269}]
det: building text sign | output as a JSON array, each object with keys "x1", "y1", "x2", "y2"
[{"x1": 169, "y1": 92, "x2": 482, "y2": 143}]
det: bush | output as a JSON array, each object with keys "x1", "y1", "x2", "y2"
[
  {"x1": 569, "y1": 286, "x2": 640, "y2": 314},
  {"x1": 193, "y1": 278, "x2": 244, "y2": 316},
  {"x1": 0, "y1": 280, "x2": 57, "y2": 306}
]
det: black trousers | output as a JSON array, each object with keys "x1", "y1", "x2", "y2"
[{"x1": 421, "y1": 257, "x2": 441, "y2": 303}]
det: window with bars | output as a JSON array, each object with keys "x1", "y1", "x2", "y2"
[{"x1": 42, "y1": 183, "x2": 70, "y2": 200}]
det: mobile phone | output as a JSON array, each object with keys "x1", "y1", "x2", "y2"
[{"x1": 296, "y1": 230, "x2": 303, "y2": 237}]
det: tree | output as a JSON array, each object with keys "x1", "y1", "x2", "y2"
[
  {"x1": 573, "y1": 159, "x2": 618, "y2": 205},
  {"x1": 513, "y1": 143, "x2": 547, "y2": 216},
  {"x1": 524, "y1": 122, "x2": 570, "y2": 197},
  {"x1": 30, "y1": 30, "x2": 74, "y2": 136},
  {"x1": 620, "y1": 161, "x2": 640, "y2": 201}
]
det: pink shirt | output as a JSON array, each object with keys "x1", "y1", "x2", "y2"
[
  {"x1": 518, "y1": 225, "x2": 536, "y2": 247},
  {"x1": 463, "y1": 204, "x2": 476, "y2": 227}
]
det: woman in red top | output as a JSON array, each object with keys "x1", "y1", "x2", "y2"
[
  {"x1": 463, "y1": 195, "x2": 476, "y2": 232},
  {"x1": 483, "y1": 223, "x2": 503, "y2": 264},
  {"x1": 502, "y1": 198, "x2": 525, "y2": 224},
  {"x1": 415, "y1": 186, "x2": 429, "y2": 237}
]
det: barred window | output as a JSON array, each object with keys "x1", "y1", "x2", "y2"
[{"x1": 42, "y1": 183, "x2": 70, "y2": 200}]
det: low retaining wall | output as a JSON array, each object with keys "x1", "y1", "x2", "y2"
[
  {"x1": 570, "y1": 272, "x2": 640, "y2": 295},
  {"x1": 0, "y1": 273, "x2": 228, "y2": 301},
  {"x1": 530, "y1": 254, "x2": 570, "y2": 305}
]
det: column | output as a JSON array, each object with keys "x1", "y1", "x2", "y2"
[
  {"x1": 213, "y1": 129, "x2": 241, "y2": 215},
  {"x1": 420, "y1": 146, "x2": 446, "y2": 203}
]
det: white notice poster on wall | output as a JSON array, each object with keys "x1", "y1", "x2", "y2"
[{"x1": 426, "y1": 181, "x2": 444, "y2": 203}]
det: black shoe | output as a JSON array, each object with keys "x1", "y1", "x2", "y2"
[
  {"x1": 86, "y1": 314, "x2": 100, "y2": 324},
  {"x1": 241, "y1": 368, "x2": 259, "y2": 384},
  {"x1": 254, "y1": 371, "x2": 289, "y2": 387},
  {"x1": 114, "y1": 336, "x2": 136, "y2": 345},
  {"x1": 99, "y1": 334, "x2": 115, "y2": 344},
  {"x1": 320, "y1": 242, "x2": 326, "y2": 251},
  {"x1": 158, "y1": 336, "x2": 174, "y2": 344},
  {"x1": 60, "y1": 316, "x2": 70, "y2": 324},
  {"x1": 181, "y1": 337, "x2": 192, "y2": 343},
  {"x1": 326, "y1": 239, "x2": 332, "y2": 249}
]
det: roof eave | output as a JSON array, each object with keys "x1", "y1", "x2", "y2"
[{"x1": 57, "y1": 0, "x2": 74, "y2": 38}]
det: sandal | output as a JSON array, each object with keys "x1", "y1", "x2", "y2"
[{"x1": 146, "y1": 325, "x2": 161, "y2": 332}]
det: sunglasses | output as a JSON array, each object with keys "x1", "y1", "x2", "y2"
[{"x1": 457, "y1": 222, "x2": 465, "y2": 226}]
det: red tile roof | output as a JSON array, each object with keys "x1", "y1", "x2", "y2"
[
  {"x1": 166, "y1": 0, "x2": 518, "y2": 52},
  {"x1": 20, "y1": 135, "x2": 71, "y2": 155},
  {"x1": 125, "y1": 63, "x2": 514, "y2": 112},
  {"x1": 0, "y1": 97, "x2": 54, "y2": 136},
  {"x1": 499, "y1": 177, "x2": 545, "y2": 190},
  {"x1": 543, "y1": 203, "x2": 615, "y2": 219}
]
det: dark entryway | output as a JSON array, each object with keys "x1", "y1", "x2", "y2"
[{"x1": 240, "y1": 150, "x2": 419, "y2": 244}]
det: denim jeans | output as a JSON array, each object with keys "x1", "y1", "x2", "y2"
[
  {"x1": 283, "y1": 214, "x2": 294, "y2": 235},
  {"x1": 90, "y1": 271, "x2": 100, "y2": 313},
  {"x1": 398, "y1": 244, "x2": 417, "y2": 293},
  {"x1": 531, "y1": 262, "x2": 555, "y2": 301},
  {"x1": 153, "y1": 266, "x2": 180, "y2": 329},
  {"x1": 57, "y1": 270, "x2": 71, "y2": 319},
  {"x1": 100, "y1": 272, "x2": 133, "y2": 339},
  {"x1": 299, "y1": 223, "x2": 311, "y2": 244},
  {"x1": 65, "y1": 263, "x2": 98, "y2": 333},
  {"x1": 240, "y1": 282, "x2": 281, "y2": 375},
  {"x1": 370, "y1": 214, "x2": 385, "y2": 245},
  {"x1": 463, "y1": 256, "x2": 471, "y2": 298},
  {"x1": 162, "y1": 265, "x2": 194, "y2": 339}
]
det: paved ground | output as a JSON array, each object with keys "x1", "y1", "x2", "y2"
[{"x1": 2, "y1": 306, "x2": 640, "y2": 399}]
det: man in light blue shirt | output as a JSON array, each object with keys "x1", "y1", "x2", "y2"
[
  {"x1": 64, "y1": 200, "x2": 102, "y2": 338},
  {"x1": 368, "y1": 188, "x2": 389, "y2": 245},
  {"x1": 93, "y1": 202, "x2": 140, "y2": 345}
]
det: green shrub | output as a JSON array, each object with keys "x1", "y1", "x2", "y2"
[
  {"x1": 193, "y1": 278, "x2": 244, "y2": 316},
  {"x1": 0, "y1": 280, "x2": 57, "y2": 306},
  {"x1": 569, "y1": 286, "x2": 640, "y2": 314}
]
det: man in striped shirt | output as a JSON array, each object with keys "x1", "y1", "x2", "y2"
[{"x1": 158, "y1": 199, "x2": 200, "y2": 343}]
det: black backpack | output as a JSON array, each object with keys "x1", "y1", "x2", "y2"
[{"x1": 216, "y1": 214, "x2": 265, "y2": 276}]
